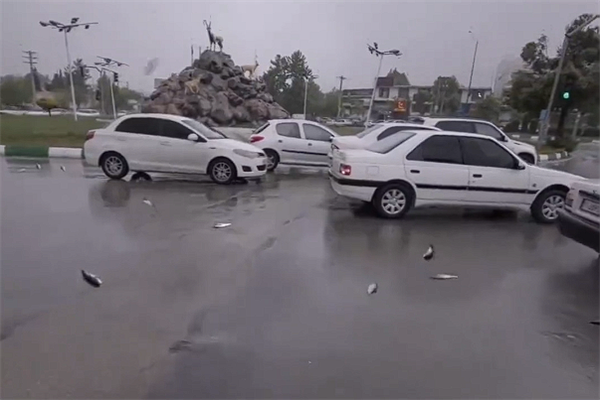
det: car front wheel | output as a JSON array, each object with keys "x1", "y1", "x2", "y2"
[
  {"x1": 100, "y1": 152, "x2": 129, "y2": 180},
  {"x1": 209, "y1": 158, "x2": 237, "y2": 184},
  {"x1": 531, "y1": 189, "x2": 566, "y2": 223},
  {"x1": 264, "y1": 149, "x2": 279, "y2": 171},
  {"x1": 373, "y1": 183, "x2": 413, "y2": 219}
]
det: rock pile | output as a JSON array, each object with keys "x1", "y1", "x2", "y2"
[{"x1": 142, "y1": 50, "x2": 289, "y2": 126}]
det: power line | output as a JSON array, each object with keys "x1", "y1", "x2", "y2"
[{"x1": 336, "y1": 75, "x2": 348, "y2": 118}]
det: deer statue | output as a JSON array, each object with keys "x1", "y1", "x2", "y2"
[
  {"x1": 241, "y1": 54, "x2": 259, "y2": 79},
  {"x1": 203, "y1": 20, "x2": 223, "y2": 52}
]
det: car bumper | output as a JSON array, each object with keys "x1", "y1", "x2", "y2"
[
  {"x1": 557, "y1": 209, "x2": 599, "y2": 252},
  {"x1": 236, "y1": 159, "x2": 268, "y2": 178},
  {"x1": 329, "y1": 172, "x2": 377, "y2": 202}
]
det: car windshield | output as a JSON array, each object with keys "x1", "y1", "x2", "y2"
[
  {"x1": 356, "y1": 124, "x2": 383, "y2": 138},
  {"x1": 182, "y1": 119, "x2": 226, "y2": 139},
  {"x1": 366, "y1": 131, "x2": 416, "y2": 153}
]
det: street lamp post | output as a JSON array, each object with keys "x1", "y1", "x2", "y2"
[
  {"x1": 537, "y1": 14, "x2": 599, "y2": 152},
  {"x1": 39, "y1": 18, "x2": 98, "y2": 121},
  {"x1": 95, "y1": 57, "x2": 129, "y2": 120},
  {"x1": 303, "y1": 77, "x2": 309, "y2": 118},
  {"x1": 365, "y1": 43, "x2": 401, "y2": 126},
  {"x1": 466, "y1": 29, "x2": 479, "y2": 105}
]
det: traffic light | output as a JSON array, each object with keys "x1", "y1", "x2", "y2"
[
  {"x1": 562, "y1": 91, "x2": 570, "y2": 100},
  {"x1": 113, "y1": 72, "x2": 119, "y2": 83}
]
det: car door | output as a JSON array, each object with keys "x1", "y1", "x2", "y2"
[
  {"x1": 156, "y1": 119, "x2": 211, "y2": 173},
  {"x1": 404, "y1": 135, "x2": 469, "y2": 201},
  {"x1": 301, "y1": 123, "x2": 335, "y2": 165},
  {"x1": 113, "y1": 117, "x2": 162, "y2": 171},
  {"x1": 274, "y1": 122, "x2": 309, "y2": 164},
  {"x1": 460, "y1": 137, "x2": 531, "y2": 204}
]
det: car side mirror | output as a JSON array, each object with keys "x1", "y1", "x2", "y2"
[
  {"x1": 514, "y1": 159, "x2": 526, "y2": 170},
  {"x1": 187, "y1": 133, "x2": 199, "y2": 142}
]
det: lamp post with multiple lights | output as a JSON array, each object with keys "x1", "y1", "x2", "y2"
[
  {"x1": 39, "y1": 18, "x2": 98, "y2": 120},
  {"x1": 95, "y1": 57, "x2": 128, "y2": 119},
  {"x1": 365, "y1": 43, "x2": 401, "y2": 126}
]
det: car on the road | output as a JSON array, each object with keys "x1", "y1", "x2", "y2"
[
  {"x1": 331, "y1": 122, "x2": 440, "y2": 152},
  {"x1": 557, "y1": 180, "x2": 599, "y2": 252},
  {"x1": 84, "y1": 113, "x2": 267, "y2": 184},
  {"x1": 418, "y1": 117, "x2": 538, "y2": 164},
  {"x1": 250, "y1": 119, "x2": 338, "y2": 170},
  {"x1": 329, "y1": 130, "x2": 586, "y2": 223}
]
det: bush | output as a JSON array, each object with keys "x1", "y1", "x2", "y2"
[
  {"x1": 548, "y1": 137, "x2": 578, "y2": 152},
  {"x1": 503, "y1": 120, "x2": 520, "y2": 132}
]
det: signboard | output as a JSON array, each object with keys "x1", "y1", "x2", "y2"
[{"x1": 394, "y1": 99, "x2": 407, "y2": 112}]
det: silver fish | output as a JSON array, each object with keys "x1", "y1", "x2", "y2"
[
  {"x1": 213, "y1": 222, "x2": 231, "y2": 229},
  {"x1": 367, "y1": 283, "x2": 378, "y2": 295},
  {"x1": 423, "y1": 245, "x2": 434, "y2": 260},
  {"x1": 60, "y1": 165, "x2": 66, "y2": 172},
  {"x1": 17, "y1": 168, "x2": 26, "y2": 173},
  {"x1": 591, "y1": 320, "x2": 600, "y2": 326},
  {"x1": 142, "y1": 198, "x2": 154, "y2": 207},
  {"x1": 81, "y1": 270, "x2": 102, "y2": 287},
  {"x1": 430, "y1": 274, "x2": 458, "y2": 280},
  {"x1": 36, "y1": 163, "x2": 42, "y2": 169}
]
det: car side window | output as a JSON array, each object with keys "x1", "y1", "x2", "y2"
[
  {"x1": 115, "y1": 118, "x2": 160, "y2": 136},
  {"x1": 435, "y1": 120, "x2": 475, "y2": 133},
  {"x1": 160, "y1": 120, "x2": 195, "y2": 140},
  {"x1": 460, "y1": 137, "x2": 515, "y2": 169},
  {"x1": 406, "y1": 135, "x2": 463, "y2": 164},
  {"x1": 303, "y1": 124, "x2": 332, "y2": 142},
  {"x1": 376, "y1": 126, "x2": 404, "y2": 141},
  {"x1": 474, "y1": 122, "x2": 503, "y2": 140},
  {"x1": 276, "y1": 122, "x2": 301, "y2": 139}
]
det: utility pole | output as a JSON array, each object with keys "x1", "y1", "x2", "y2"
[
  {"x1": 365, "y1": 42, "x2": 402, "y2": 126},
  {"x1": 22, "y1": 50, "x2": 38, "y2": 102},
  {"x1": 336, "y1": 75, "x2": 347, "y2": 118},
  {"x1": 466, "y1": 29, "x2": 479, "y2": 105}
]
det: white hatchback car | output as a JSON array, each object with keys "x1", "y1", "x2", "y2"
[
  {"x1": 419, "y1": 117, "x2": 538, "y2": 164},
  {"x1": 558, "y1": 180, "x2": 599, "y2": 252},
  {"x1": 250, "y1": 119, "x2": 338, "y2": 170},
  {"x1": 332, "y1": 123, "x2": 440, "y2": 151},
  {"x1": 329, "y1": 130, "x2": 587, "y2": 223},
  {"x1": 84, "y1": 113, "x2": 267, "y2": 184}
]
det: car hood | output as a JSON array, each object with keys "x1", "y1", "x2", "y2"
[
  {"x1": 509, "y1": 139, "x2": 536, "y2": 152},
  {"x1": 529, "y1": 164, "x2": 587, "y2": 182},
  {"x1": 333, "y1": 136, "x2": 363, "y2": 149},
  {"x1": 208, "y1": 138, "x2": 263, "y2": 153}
]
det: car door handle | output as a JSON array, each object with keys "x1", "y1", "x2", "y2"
[
  {"x1": 160, "y1": 141, "x2": 172, "y2": 146},
  {"x1": 473, "y1": 174, "x2": 482, "y2": 178},
  {"x1": 308, "y1": 143, "x2": 313, "y2": 146},
  {"x1": 410, "y1": 169, "x2": 420, "y2": 174},
  {"x1": 278, "y1": 140, "x2": 283, "y2": 143},
  {"x1": 116, "y1": 137, "x2": 126, "y2": 142}
]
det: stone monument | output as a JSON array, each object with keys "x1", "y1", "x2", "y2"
[{"x1": 141, "y1": 50, "x2": 289, "y2": 126}]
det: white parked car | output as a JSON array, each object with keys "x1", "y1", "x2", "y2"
[
  {"x1": 558, "y1": 180, "x2": 599, "y2": 252},
  {"x1": 84, "y1": 113, "x2": 267, "y2": 184},
  {"x1": 419, "y1": 117, "x2": 538, "y2": 164},
  {"x1": 333, "y1": 119, "x2": 353, "y2": 127},
  {"x1": 329, "y1": 130, "x2": 586, "y2": 223},
  {"x1": 332, "y1": 123, "x2": 440, "y2": 152},
  {"x1": 250, "y1": 119, "x2": 338, "y2": 170}
]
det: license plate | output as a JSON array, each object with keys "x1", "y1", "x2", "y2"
[{"x1": 581, "y1": 198, "x2": 599, "y2": 216}]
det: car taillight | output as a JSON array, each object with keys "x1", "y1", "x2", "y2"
[
  {"x1": 85, "y1": 130, "x2": 95, "y2": 141},
  {"x1": 250, "y1": 135, "x2": 264, "y2": 143},
  {"x1": 340, "y1": 164, "x2": 351, "y2": 176}
]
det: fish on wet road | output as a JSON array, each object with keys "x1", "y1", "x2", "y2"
[
  {"x1": 213, "y1": 222, "x2": 231, "y2": 229},
  {"x1": 367, "y1": 283, "x2": 378, "y2": 295},
  {"x1": 81, "y1": 270, "x2": 102, "y2": 288},
  {"x1": 430, "y1": 274, "x2": 458, "y2": 280},
  {"x1": 423, "y1": 245, "x2": 434, "y2": 261}
]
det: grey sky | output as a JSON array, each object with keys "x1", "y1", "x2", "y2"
[{"x1": 1, "y1": 0, "x2": 598, "y2": 94}]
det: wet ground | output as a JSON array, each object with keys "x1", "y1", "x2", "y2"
[{"x1": 1, "y1": 144, "x2": 599, "y2": 399}]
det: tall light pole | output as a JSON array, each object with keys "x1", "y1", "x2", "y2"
[
  {"x1": 40, "y1": 18, "x2": 98, "y2": 121},
  {"x1": 365, "y1": 43, "x2": 401, "y2": 126},
  {"x1": 336, "y1": 75, "x2": 348, "y2": 118},
  {"x1": 466, "y1": 29, "x2": 479, "y2": 106},
  {"x1": 95, "y1": 57, "x2": 128, "y2": 119},
  {"x1": 537, "y1": 14, "x2": 599, "y2": 151}
]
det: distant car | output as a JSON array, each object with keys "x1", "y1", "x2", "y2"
[
  {"x1": 419, "y1": 117, "x2": 538, "y2": 164},
  {"x1": 331, "y1": 122, "x2": 440, "y2": 152},
  {"x1": 558, "y1": 180, "x2": 599, "y2": 252},
  {"x1": 249, "y1": 119, "x2": 338, "y2": 170},
  {"x1": 84, "y1": 113, "x2": 267, "y2": 184},
  {"x1": 329, "y1": 130, "x2": 586, "y2": 223},
  {"x1": 333, "y1": 119, "x2": 353, "y2": 127},
  {"x1": 77, "y1": 109, "x2": 101, "y2": 117}
]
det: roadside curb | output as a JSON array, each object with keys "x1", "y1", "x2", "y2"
[
  {"x1": 539, "y1": 151, "x2": 569, "y2": 162},
  {"x1": 0, "y1": 145, "x2": 83, "y2": 159}
]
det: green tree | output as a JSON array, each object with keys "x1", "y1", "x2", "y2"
[
  {"x1": 0, "y1": 75, "x2": 33, "y2": 105},
  {"x1": 471, "y1": 96, "x2": 502, "y2": 122},
  {"x1": 36, "y1": 96, "x2": 59, "y2": 116},
  {"x1": 432, "y1": 76, "x2": 461, "y2": 114},
  {"x1": 508, "y1": 14, "x2": 600, "y2": 137},
  {"x1": 64, "y1": 58, "x2": 91, "y2": 106},
  {"x1": 412, "y1": 89, "x2": 433, "y2": 114}
]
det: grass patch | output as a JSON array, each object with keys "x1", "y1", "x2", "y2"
[
  {"x1": 539, "y1": 145, "x2": 566, "y2": 155},
  {"x1": 331, "y1": 126, "x2": 363, "y2": 136},
  {"x1": 0, "y1": 115, "x2": 107, "y2": 148}
]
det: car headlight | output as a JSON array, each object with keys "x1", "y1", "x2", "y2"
[{"x1": 233, "y1": 149, "x2": 260, "y2": 159}]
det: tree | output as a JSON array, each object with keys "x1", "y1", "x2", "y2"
[
  {"x1": 0, "y1": 75, "x2": 33, "y2": 105},
  {"x1": 471, "y1": 96, "x2": 502, "y2": 122},
  {"x1": 412, "y1": 89, "x2": 433, "y2": 114},
  {"x1": 432, "y1": 76, "x2": 460, "y2": 114},
  {"x1": 47, "y1": 70, "x2": 67, "y2": 91},
  {"x1": 508, "y1": 14, "x2": 599, "y2": 138},
  {"x1": 64, "y1": 58, "x2": 91, "y2": 106},
  {"x1": 36, "y1": 96, "x2": 58, "y2": 116}
]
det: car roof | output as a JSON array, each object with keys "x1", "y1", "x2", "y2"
[
  {"x1": 268, "y1": 119, "x2": 323, "y2": 123},
  {"x1": 420, "y1": 117, "x2": 497, "y2": 125},
  {"x1": 401, "y1": 129, "x2": 501, "y2": 140},
  {"x1": 117, "y1": 113, "x2": 192, "y2": 122},
  {"x1": 374, "y1": 122, "x2": 441, "y2": 130}
]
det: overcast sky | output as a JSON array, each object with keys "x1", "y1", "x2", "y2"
[{"x1": 1, "y1": 0, "x2": 598, "y2": 94}]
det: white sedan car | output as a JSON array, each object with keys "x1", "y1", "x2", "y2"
[
  {"x1": 84, "y1": 113, "x2": 267, "y2": 184},
  {"x1": 250, "y1": 119, "x2": 338, "y2": 170},
  {"x1": 332, "y1": 122, "x2": 440, "y2": 151},
  {"x1": 329, "y1": 130, "x2": 587, "y2": 223}
]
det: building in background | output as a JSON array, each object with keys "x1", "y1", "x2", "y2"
[{"x1": 493, "y1": 56, "x2": 524, "y2": 98}]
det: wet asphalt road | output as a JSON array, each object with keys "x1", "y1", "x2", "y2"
[{"x1": 1, "y1": 144, "x2": 599, "y2": 399}]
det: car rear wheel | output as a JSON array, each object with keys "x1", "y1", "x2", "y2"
[
  {"x1": 519, "y1": 153, "x2": 535, "y2": 164},
  {"x1": 264, "y1": 149, "x2": 279, "y2": 171},
  {"x1": 100, "y1": 152, "x2": 129, "y2": 180},
  {"x1": 373, "y1": 183, "x2": 413, "y2": 219},
  {"x1": 209, "y1": 158, "x2": 237, "y2": 185},
  {"x1": 531, "y1": 189, "x2": 566, "y2": 223}
]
